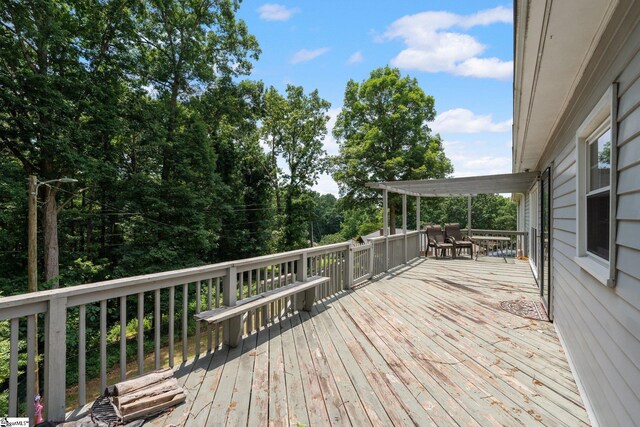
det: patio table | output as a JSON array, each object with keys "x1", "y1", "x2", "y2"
[{"x1": 469, "y1": 235, "x2": 512, "y2": 263}]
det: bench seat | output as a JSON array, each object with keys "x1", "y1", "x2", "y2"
[{"x1": 194, "y1": 275, "x2": 330, "y2": 347}]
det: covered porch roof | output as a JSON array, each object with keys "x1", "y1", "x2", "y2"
[{"x1": 365, "y1": 171, "x2": 539, "y2": 196}]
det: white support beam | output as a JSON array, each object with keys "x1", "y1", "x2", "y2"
[
  {"x1": 416, "y1": 196, "x2": 421, "y2": 256},
  {"x1": 468, "y1": 195, "x2": 472, "y2": 236},
  {"x1": 383, "y1": 189, "x2": 388, "y2": 271},
  {"x1": 366, "y1": 171, "x2": 539, "y2": 196},
  {"x1": 416, "y1": 196, "x2": 421, "y2": 231},
  {"x1": 402, "y1": 194, "x2": 407, "y2": 264}
]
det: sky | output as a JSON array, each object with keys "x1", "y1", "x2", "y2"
[{"x1": 236, "y1": 1, "x2": 514, "y2": 196}]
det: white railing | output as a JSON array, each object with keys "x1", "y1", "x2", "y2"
[
  {"x1": 468, "y1": 229, "x2": 528, "y2": 258},
  {"x1": 420, "y1": 229, "x2": 528, "y2": 258},
  {"x1": 369, "y1": 230, "x2": 421, "y2": 276},
  {"x1": 1, "y1": 236, "x2": 424, "y2": 420},
  {"x1": 351, "y1": 244, "x2": 372, "y2": 285}
]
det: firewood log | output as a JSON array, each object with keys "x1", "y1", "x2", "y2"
[
  {"x1": 111, "y1": 367, "x2": 173, "y2": 396},
  {"x1": 114, "y1": 377, "x2": 179, "y2": 408},
  {"x1": 121, "y1": 391, "x2": 186, "y2": 423}
]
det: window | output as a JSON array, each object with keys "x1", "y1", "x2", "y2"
[
  {"x1": 586, "y1": 126, "x2": 611, "y2": 260},
  {"x1": 575, "y1": 84, "x2": 617, "y2": 287}
]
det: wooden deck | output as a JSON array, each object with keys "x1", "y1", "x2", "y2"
[{"x1": 148, "y1": 258, "x2": 590, "y2": 426}]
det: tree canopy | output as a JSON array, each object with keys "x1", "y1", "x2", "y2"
[{"x1": 331, "y1": 66, "x2": 453, "y2": 231}]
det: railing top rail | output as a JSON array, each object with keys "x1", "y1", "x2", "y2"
[
  {"x1": 352, "y1": 243, "x2": 372, "y2": 252},
  {"x1": 469, "y1": 229, "x2": 527, "y2": 236},
  {"x1": 368, "y1": 230, "x2": 420, "y2": 243},
  {"x1": 0, "y1": 241, "x2": 353, "y2": 316}
]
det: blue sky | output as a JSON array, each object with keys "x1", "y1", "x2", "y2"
[{"x1": 236, "y1": 1, "x2": 514, "y2": 195}]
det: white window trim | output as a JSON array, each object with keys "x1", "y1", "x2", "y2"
[{"x1": 575, "y1": 84, "x2": 617, "y2": 287}]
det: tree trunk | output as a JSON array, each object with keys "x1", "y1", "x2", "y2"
[
  {"x1": 42, "y1": 186, "x2": 60, "y2": 288},
  {"x1": 162, "y1": 77, "x2": 180, "y2": 182}
]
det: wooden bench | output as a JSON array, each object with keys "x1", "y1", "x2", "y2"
[{"x1": 194, "y1": 275, "x2": 330, "y2": 347}]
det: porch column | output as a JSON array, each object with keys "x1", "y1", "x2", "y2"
[
  {"x1": 416, "y1": 196, "x2": 421, "y2": 256},
  {"x1": 402, "y1": 194, "x2": 407, "y2": 263},
  {"x1": 383, "y1": 189, "x2": 389, "y2": 271},
  {"x1": 467, "y1": 195, "x2": 472, "y2": 236}
]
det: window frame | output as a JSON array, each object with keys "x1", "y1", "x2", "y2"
[{"x1": 575, "y1": 84, "x2": 617, "y2": 287}]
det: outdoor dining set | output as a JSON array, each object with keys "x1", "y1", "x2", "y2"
[{"x1": 425, "y1": 223, "x2": 512, "y2": 262}]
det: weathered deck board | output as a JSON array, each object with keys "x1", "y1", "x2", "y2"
[{"x1": 146, "y1": 258, "x2": 591, "y2": 426}]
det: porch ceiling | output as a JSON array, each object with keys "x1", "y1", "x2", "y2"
[{"x1": 365, "y1": 171, "x2": 539, "y2": 196}]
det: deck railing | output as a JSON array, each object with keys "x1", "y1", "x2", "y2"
[
  {"x1": 1, "y1": 233, "x2": 422, "y2": 420},
  {"x1": 419, "y1": 229, "x2": 528, "y2": 258},
  {"x1": 468, "y1": 229, "x2": 528, "y2": 258}
]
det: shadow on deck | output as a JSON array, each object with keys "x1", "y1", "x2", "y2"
[{"x1": 145, "y1": 258, "x2": 589, "y2": 426}]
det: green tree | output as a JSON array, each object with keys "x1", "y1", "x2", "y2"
[
  {"x1": 261, "y1": 85, "x2": 331, "y2": 249},
  {"x1": 332, "y1": 66, "x2": 453, "y2": 233},
  {"x1": 421, "y1": 194, "x2": 517, "y2": 231},
  {"x1": 311, "y1": 193, "x2": 343, "y2": 243},
  {"x1": 0, "y1": 0, "x2": 136, "y2": 285},
  {"x1": 195, "y1": 79, "x2": 274, "y2": 260},
  {"x1": 134, "y1": 0, "x2": 259, "y2": 183}
]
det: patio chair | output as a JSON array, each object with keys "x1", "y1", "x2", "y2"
[
  {"x1": 425, "y1": 225, "x2": 455, "y2": 259},
  {"x1": 445, "y1": 223, "x2": 473, "y2": 259}
]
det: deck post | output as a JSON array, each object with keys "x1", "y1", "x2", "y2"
[
  {"x1": 296, "y1": 253, "x2": 308, "y2": 311},
  {"x1": 369, "y1": 243, "x2": 375, "y2": 279},
  {"x1": 345, "y1": 244, "x2": 354, "y2": 290},
  {"x1": 468, "y1": 195, "x2": 472, "y2": 237},
  {"x1": 383, "y1": 189, "x2": 389, "y2": 271},
  {"x1": 44, "y1": 296, "x2": 67, "y2": 421},
  {"x1": 402, "y1": 194, "x2": 407, "y2": 263},
  {"x1": 223, "y1": 266, "x2": 242, "y2": 347},
  {"x1": 416, "y1": 196, "x2": 421, "y2": 256}
]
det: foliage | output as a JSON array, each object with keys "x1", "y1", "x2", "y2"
[
  {"x1": 318, "y1": 233, "x2": 345, "y2": 246},
  {"x1": 339, "y1": 206, "x2": 382, "y2": 240},
  {"x1": 422, "y1": 194, "x2": 517, "y2": 230},
  {"x1": 331, "y1": 66, "x2": 453, "y2": 230},
  {"x1": 311, "y1": 193, "x2": 343, "y2": 243},
  {"x1": 261, "y1": 85, "x2": 331, "y2": 250}
]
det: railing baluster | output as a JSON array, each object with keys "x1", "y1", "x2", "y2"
[
  {"x1": 100, "y1": 300, "x2": 107, "y2": 393},
  {"x1": 79, "y1": 305, "x2": 87, "y2": 404},
  {"x1": 207, "y1": 278, "x2": 213, "y2": 353},
  {"x1": 249, "y1": 270, "x2": 254, "y2": 332},
  {"x1": 169, "y1": 286, "x2": 175, "y2": 368},
  {"x1": 26, "y1": 314, "x2": 35, "y2": 421},
  {"x1": 119, "y1": 297, "x2": 126, "y2": 382},
  {"x1": 182, "y1": 283, "x2": 188, "y2": 363},
  {"x1": 195, "y1": 280, "x2": 201, "y2": 357},
  {"x1": 9, "y1": 318, "x2": 18, "y2": 417},
  {"x1": 215, "y1": 277, "x2": 220, "y2": 349},
  {"x1": 137, "y1": 292, "x2": 144, "y2": 375},
  {"x1": 261, "y1": 269, "x2": 267, "y2": 327},
  {"x1": 155, "y1": 289, "x2": 161, "y2": 369}
]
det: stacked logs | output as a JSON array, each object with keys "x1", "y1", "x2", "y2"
[{"x1": 102, "y1": 368, "x2": 186, "y2": 423}]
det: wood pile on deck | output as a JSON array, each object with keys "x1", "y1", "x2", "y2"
[
  {"x1": 60, "y1": 368, "x2": 185, "y2": 426},
  {"x1": 103, "y1": 368, "x2": 186, "y2": 423}
]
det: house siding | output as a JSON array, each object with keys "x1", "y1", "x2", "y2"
[{"x1": 531, "y1": 3, "x2": 640, "y2": 425}]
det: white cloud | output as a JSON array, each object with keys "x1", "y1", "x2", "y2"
[
  {"x1": 257, "y1": 3, "x2": 299, "y2": 21},
  {"x1": 347, "y1": 51, "x2": 364, "y2": 65},
  {"x1": 383, "y1": 6, "x2": 512, "y2": 79},
  {"x1": 322, "y1": 107, "x2": 341, "y2": 155},
  {"x1": 431, "y1": 108, "x2": 512, "y2": 134},
  {"x1": 313, "y1": 173, "x2": 340, "y2": 196},
  {"x1": 443, "y1": 139, "x2": 512, "y2": 177},
  {"x1": 291, "y1": 47, "x2": 330, "y2": 64}
]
